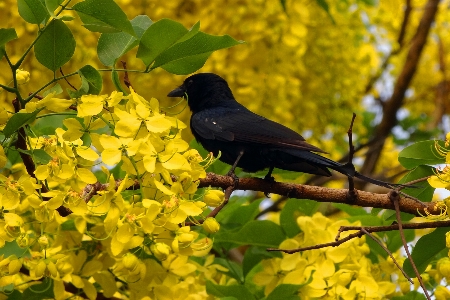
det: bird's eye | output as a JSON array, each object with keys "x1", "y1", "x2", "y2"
[{"x1": 186, "y1": 79, "x2": 194, "y2": 87}]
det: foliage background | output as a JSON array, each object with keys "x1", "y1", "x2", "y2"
[
  {"x1": 3, "y1": 0, "x2": 448, "y2": 168},
  {"x1": 1, "y1": 0, "x2": 450, "y2": 299}
]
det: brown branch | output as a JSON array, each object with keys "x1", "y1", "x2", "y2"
[
  {"x1": 360, "y1": 0, "x2": 441, "y2": 176},
  {"x1": 121, "y1": 61, "x2": 132, "y2": 89},
  {"x1": 185, "y1": 185, "x2": 235, "y2": 226},
  {"x1": 76, "y1": 174, "x2": 438, "y2": 218},
  {"x1": 198, "y1": 173, "x2": 438, "y2": 216}
]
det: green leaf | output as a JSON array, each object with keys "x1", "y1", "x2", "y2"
[
  {"x1": 398, "y1": 140, "x2": 445, "y2": 169},
  {"x1": 403, "y1": 227, "x2": 449, "y2": 277},
  {"x1": 18, "y1": 148, "x2": 52, "y2": 164},
  {"x1": 2, "y1": 107, "x2": 45, "y2": 138},
  {"x1": 315, "y1": 0, "x2": 335, "y2": 23},
  {"x1": 18, "y1": 0, "x2": 49, "y2": 24},
  {"x1": 398, "y1": 165, "x2": 435, "y2": 202},
  {"x1": 216, "y1": 196, "x2": 262, "y2": 227},
  {"x1": 385, "y1": 229, "x2": 415, "y2": 253},
  {"x1": 243, "y1": 246, "x2": 281, "y2": 278},
  {"x1": 61, "y1": 219, "x2": 77, "y2": 231},
  {"x1": 98, "y1": 15, "x2": 152, "y2": 66},
  {"x1": 34, "y1": 19, "x2": 76, "y2": 71},
  {"x1": 151, "y1": 31, "x2": 243, "y2": 75},
  {"x1": 78, "y1": 65, "x2": 102, "y2": 94},
  {"x1": 22, "y1": 278, "x2": 54, "y2": 299},
  {"x1": 137, "y1": 18, "x2": 193, "y2": 66},
  {"x1": 44, "y1": 0, "x2": 64, "y2": 15},
  {"x1": 0, "y1": 28, "x2": 18, "y2": 60},
  {"x1": 333, "y1": 203, "x2": 369, "y2": 216},
  {"x1": 206, "y1": 281, "x2": 255, "y2": 300},
  {"x1": 280, "y1": 199, "x2": 319, "y2": 238},
  {"x1": 0, "y1": 28, "x2": 18, "y2": 47},
  {"x1": 68, "y1": 65, "x2": 102, "y2": 98},
  {"x1": 214, "y1": 220, "x2": 286, "y2": 249},
  {"x1": 73, "y1": 0, "x2": 134, "y2": 35},
  {"x1": 266, "y1": 284, "x2": 302, "y2": 300}
]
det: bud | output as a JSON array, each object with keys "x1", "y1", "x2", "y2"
[
  {"x1": 202, "y1": 217, "x2": 220, "y2": 234},
  {"x1": 438, "y1": 258, "x2": 450, "y2": 278},
  {"x1": 337, "y1": 272, "x2": 352, "y2": 286},
  {"x1": 47, "y1": 261, "x2": 58, "y2": 277},
  {"x1": 446, "y1": 231, "x2": 450, "y2": 248},
  {"x1": 9, "y1": 258, "x2": 22, "y2": 275},
  {"x1": 178, "y1": 232, "x2": 194, "y2": 243},
  {"x1": 150, "y1": 243, "x2": 171, "y2": 261},
  {"x1": 16, "y1": 69, "x2": 30, "y2": 85},
  {"x1": 398, "y1": 279, "x2": 410, "y2": 294},
  {"x1": 38, "y1": 235, "x2": 49, "y2": 248},
  {"x1": 123, "y1": 253, "x2": 139, "y2": 271},
  {"x1": 203, "y1": 190, "x2": 224, "y2": 207},
  {"x1": 35, "y1": 260, "x2": 47, "y2": 278}
]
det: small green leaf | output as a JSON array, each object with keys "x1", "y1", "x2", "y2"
[
  {"x1": 34, "y1": 19, "x2": 76, "y2": 71},
  {"x1": 111, "y1": 70, "x2": 127, "y2": 94},
  {"x1": 68, "y1": 65, "x2": 102, "y2": 98},
  {"x1": 78, "y1": 65, "x2": 102, "y2": 94},
  {"x1": 98, "y1": 15, "x2": 152, "y2": 66},
  {"x1": 397, "y1": 165, "x2": 435, "y2": 202},
  {"x1": 43, "y1": 83, "x2": 63, "y2": 96},
  {"x1": 0, "y1": 28, "x2": 18, "y2": 47},
  {"x1": 398, "y1": 140, "x2": 445, "y2": 169},
  {"x1": 18, "y1": 0, "x2": 49, "y2": 24},
  {"x1": 403, "y1": 227, "x2": 448, "y2": 277},
  {"x1": 73, "y1": 0, "x2": 134, "y2": 35},
  {"x1": 2, "y1": 107, "x2": 45, "y2": 138},
  {"x1": 0, "y1": 28, "x2": 18, "y2": 60}
]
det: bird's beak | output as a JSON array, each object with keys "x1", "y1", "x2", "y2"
[{"x1": 167, "y1": 84, "x2": 186, "y2": 97}]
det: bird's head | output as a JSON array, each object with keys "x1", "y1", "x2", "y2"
[{"x1": 167, "y1": 73, "x2": 235, "y2": 113}]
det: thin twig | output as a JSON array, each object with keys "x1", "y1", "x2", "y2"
[
  {"x1": 60, "y1": 68, "x2": 77, "y2": 90},
  {"x1": 360, "y1": 227, "x2": 413, "y2": 283},
  {"x1": 390, "y1": 190, "x2": 431, "y2": 300}
]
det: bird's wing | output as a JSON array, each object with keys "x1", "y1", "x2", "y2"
[{"x1": 191, "y1": 108, "x2": 326, "y2": 153}]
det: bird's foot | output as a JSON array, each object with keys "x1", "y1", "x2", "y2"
[
  {"x1": 226, "y1": 171, "x2": 240, "y2": 189},
  {"x1": 263, "y1": 174, "x2": 275, "y2": 183},
  {"x1": 263, "y1": 174, "x2": 276, "y2": 197}
]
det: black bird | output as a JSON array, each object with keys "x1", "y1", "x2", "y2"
[{"x1": 168, "y1": 73, "x2": 397, "y2": 188}]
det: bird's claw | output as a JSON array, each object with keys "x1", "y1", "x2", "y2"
[{"x1": 226, "y1": 171, "x2": 240, "y2": 189}]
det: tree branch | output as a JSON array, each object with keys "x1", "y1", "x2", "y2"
[{"x1": 360, "y1": 0, "x2": 441, "y2": 175}]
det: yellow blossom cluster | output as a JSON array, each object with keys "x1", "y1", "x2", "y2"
[
  {"x1": 253, "y1": 213, "x2": 397, "y2": 299},
  {"x1": 0, "y1": 88, "x2": 228, "y2": 299}
]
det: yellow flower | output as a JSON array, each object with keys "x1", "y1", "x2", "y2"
[
  {"x1": 99, "y1": 135, "x2": 141, "y2": 165},
  {"x1": 77, "y1": 95, "x2": 108, "y2": 117}
]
